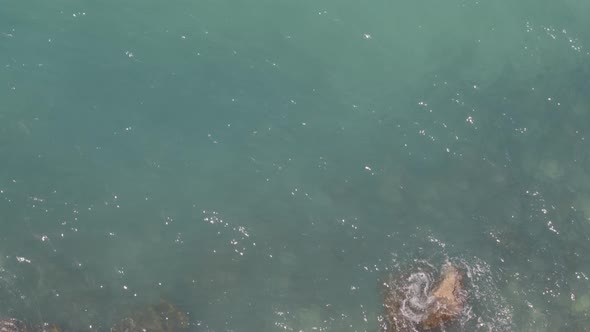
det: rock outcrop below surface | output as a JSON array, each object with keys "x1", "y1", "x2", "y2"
[
  {"x1": 0, "y1": 319, "x2": 29, "y2": 332},
  {"x1": 0, "y1": 319, "x2": 61, "y2": 332},
  {"x1": 111, "y1": 300, "x2": 189, "y2": 332},
  {"x1": 381, "y1": 263, "x2": 466, "y2": 331}
]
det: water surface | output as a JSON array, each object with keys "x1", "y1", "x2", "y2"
[{"x1": 1, "y1": 0, "x2": 590, "y2": 330}]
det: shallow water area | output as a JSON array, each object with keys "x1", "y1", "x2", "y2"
[{"x1": 2, "y1": 0, "x2": 590, "y2": 331}]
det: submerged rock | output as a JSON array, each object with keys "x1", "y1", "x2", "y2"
[
  {"x1": 0, "y1": 319, "x2": 29, "y2": 332},
  {"x1": 0, "y1": 319, "x2": 61, "y2": 332},
  {"x1": 111, "y1": 300, "x2": 189, "y2": 332},
  {"x1": 34, "y1": 323, "x2": 61, "y2": 332},
  {"x1": 381, "y1": 263, "x2": 466, "y2": 331}
]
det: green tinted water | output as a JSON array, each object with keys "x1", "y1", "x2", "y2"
[{"x1": 1, "y1": 0, "x2": 590, "y2": 330}]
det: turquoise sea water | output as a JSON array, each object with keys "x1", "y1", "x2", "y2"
[{"x1": 2, "y1": 0, "x2": 590, "y2": 330}]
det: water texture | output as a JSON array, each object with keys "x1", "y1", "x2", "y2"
[{"x1": 1, "y1": 0, "x2": 590, "y2": 330}]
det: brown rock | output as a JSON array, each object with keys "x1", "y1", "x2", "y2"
[
  {"x1": 381, "y1": 279, "x2": 413, "y2": 332},
  {"x1": 381, "y1": 263, "x2": 466, "y2": 332},
  {"x1": 421, "y1": 264, "x2": 465, "y2": 329}
]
